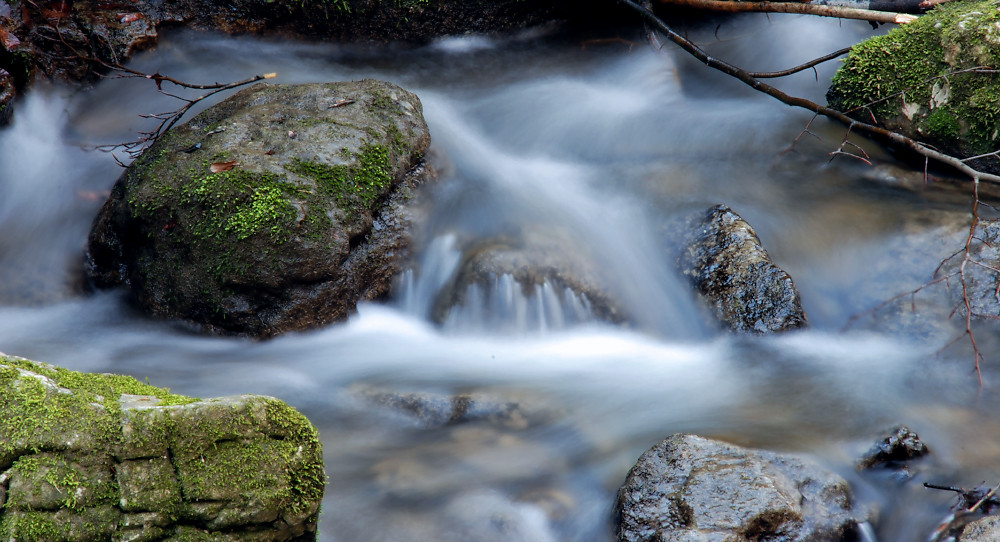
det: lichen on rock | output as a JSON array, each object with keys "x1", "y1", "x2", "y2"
[
  {"x1": 0, "y1": 352, "x2": 325, "y2": 541},
  {"x1": 86, "y1": 79, "x2": 432, "y2": 337},
  {"x1": 827, "y1": 0, "x2": 1000, "y2": 174}
]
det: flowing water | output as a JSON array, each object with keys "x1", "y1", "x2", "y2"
[{"x1": 2, "y1": 14, "x2": 999, "y2": 541}]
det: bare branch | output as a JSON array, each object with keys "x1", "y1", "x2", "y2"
[{"x1": 656, "y1": 0, "x2": 919, "y2": 24}]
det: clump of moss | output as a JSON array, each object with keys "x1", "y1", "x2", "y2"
[
  {"x1": 0, "y1": 355, "x2": 325, "y2": 540},
  {"x1": 286, "y1": 141, "x2": 394, "y2": 218},
  {"x1": 828, "y1": 0, "x2": 1000, "y2": 160}
]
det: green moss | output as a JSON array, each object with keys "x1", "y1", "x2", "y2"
[
  {"x1": 828, "y1": 19, "x2": 945, "y2": 117},
  {"x1": 921, "y1": 107, "x2": 963, "y2": 139},
  {"x1": 828, "y1": 0, "x2": 1000, "y2": 156},
  {"x1": 264, "y1": 398, "x2": 327, "y2": 513},
  {"x1": 0, "y1": 356, "x2": 325, "y2": 540},
  {"x1": 286, "y1": 141, "x2": 395, "y2": 217},
  {"x1": 178, "y1": 169, "x2": 298, "y2": 243}
]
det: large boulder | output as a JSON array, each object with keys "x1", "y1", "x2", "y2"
[
  {"x1": 615, "y1": 434, "x2": 861, "y2": 542},
  {"x1": 86, "y1": 79, "x2": 431, "y2": 337},
  {"x1": 675, "y1": 205, "x2": 808, "y2": 334},
  {"x1": 827, "y1": 0, "x2": 1000, "y2": 175},
  {"x1": 0, "y1": 352, "x2": 324, "y2": 541}
]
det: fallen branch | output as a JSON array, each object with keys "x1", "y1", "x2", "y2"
[
  {"x1": 926, "y1": 481, "x2": 1000, "y2": 542},
  {"x1": 48, "y1": 23, "x2": 278, "y2": 160},
  {"x1": 657, "y1": 0, "x2": 918, "y2": 24},
  {"x1": 94, "y1": 71, "x2": 277, "y2": 160}
]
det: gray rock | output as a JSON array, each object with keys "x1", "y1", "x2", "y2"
[
  {"x1": 961, "y1": 515, "x2": 1000, "y2": 542},
  {"x1": 676, "y1": 205, "x2": 807, "y2": 333},
  {"x1": 858, "y1": 425, "x2": 929, "y2": 471},
  {"x1": 615, "y1": 434, "x2": 860, "y2": 542},
  {"x1": 0, "y1": 353, "x2": 324, "y2": 541},
  {"x1": 86, "y1": 80, "x2": 431, "y2": 337}
]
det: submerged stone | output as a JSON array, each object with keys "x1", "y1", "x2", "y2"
[
  {"x1": 858, "y1": 425, "x2": 929, "y2": 471},
  {"x1": 827, "y1": 0, "x2": 1000, "y2": 175},
  {"x1": 615, "y1": 433, "x2": 861, "y2": 542},
  {"x1": 86, "y1": 79, "x2": 431, "y2": 337},
  {"x1": 675, "y1": 205, "x2": 808, "y2": 334},
  {"x1": 0, "y1": 352, "x2": 325, "y2": 541}
]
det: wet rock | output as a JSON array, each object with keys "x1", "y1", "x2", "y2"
[
  {"x1": 858, "y1": 425, "x2": 929, "y2": 471},
  {"x1": 960, "y1": 515, "x2": 1000, "y2": 542},
  {"x1": 0, "y1": 352, "x2": 324, "y2": 541},
  {"x1": 615, "y1": 433, "x2": 861, "y2": 542},
  {"x1": 676, "y1": 205, "x2": 807, "y2": 333},
  {"x1": 429, "y1": 232, "x2": 627, "y2": 330},
  {"x1": 0, "y1": 68, "x2": 12, "y2": 126},
  {"x1": 827, "y1": 0, "x2": 1000, "y2": 175},
  {"x1": 86, "y1": 80, "x2": 431, "y2": 337}
]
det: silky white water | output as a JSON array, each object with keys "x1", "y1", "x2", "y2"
[{"x1": 1, "y1": 15, "x2": 998, "y2": 541}]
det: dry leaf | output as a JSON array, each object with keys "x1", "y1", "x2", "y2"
[
  {"x1": 210, "y1": 161, "x2": 238, "y2": 173},
  {"x1": 329, "y1": 99, "x2": 355, "y2": 108},
  {"x1": 118, "y1": 12, "x2": 143, "y2": 24},
  {"x1": 0, "y1": 27, "x2": 21, "y2": 51},
  {"x1": 264, "y1": 73, "x2": 278, "y2": 79}
]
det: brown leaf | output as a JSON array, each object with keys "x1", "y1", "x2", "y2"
[
  {"x1": 117, "y1": 12, "x2": 143, "y2": 24},
  {"x1": 210, "y1": 161, "x2": 238, "y2": 173}
]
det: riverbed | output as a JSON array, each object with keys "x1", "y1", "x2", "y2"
[{"x1": 1, "y1": 14, "x2": 997, "y2": 541}]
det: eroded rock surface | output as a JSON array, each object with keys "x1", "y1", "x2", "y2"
[
  {"x1": 676, "y1": 205, "x2": 807, "y2": 333},
  {"x1": 0, "y1": 353, "x2": 324, "y2": 541},
  {"x1": 615, "y1": 434, "x2": 860, "y2": 542},
  {"x1": 86, "y1": 79, "x2": 431, "y2": 337}
]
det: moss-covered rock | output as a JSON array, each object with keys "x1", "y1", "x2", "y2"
[
  {"x1": 827, "y1": 0, "x2": 1000, "y2": 174},
  {"x1": 86, "y1": 79, "x2": 431, "y2": 337},
  {"x1": 0, "y1": 352, "x2": 324, "y2": 542}
]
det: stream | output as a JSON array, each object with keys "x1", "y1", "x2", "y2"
[{"x1": 2, "y1": 13, "x2": 999, "y2": 541}]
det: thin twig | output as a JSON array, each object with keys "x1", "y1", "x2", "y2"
[{"x1": 747, "y1": 46, "x2": 852, "y2": 79}]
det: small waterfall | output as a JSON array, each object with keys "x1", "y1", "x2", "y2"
[
  {"x1": 395, "y1": 233, "x2": 463, "y2": 317},
  {"x1": 395, "y1": 234, "x2": 598, "y2": 334},
  {"x1": 441, "y1": 274, "x2": 596, "y2": 334}
]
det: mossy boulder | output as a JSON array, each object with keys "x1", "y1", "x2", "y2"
[
  {"x1": 0, "y1": 352, "x2": 325, "y2": 541},
  {"x1": 827, "y1": 0, "x2": 1000, "y2": 174},
  {"x1": 86, "y1": 79, "x2": 431, "y2": 337}
]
